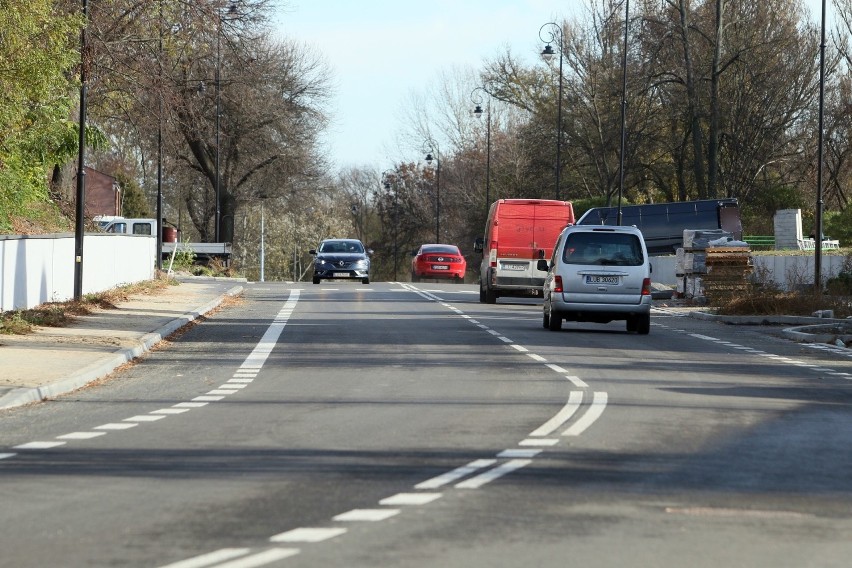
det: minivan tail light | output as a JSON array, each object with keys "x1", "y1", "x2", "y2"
[
  {"x1": 489, "y1": 247, "x2": 497, "y2": 268},
  {"x1": 641, "y1": 277, "x2": 651, "y2": 295},
  {"x1": 554, "y1": 275, "x2": 564, "y2": 293}
]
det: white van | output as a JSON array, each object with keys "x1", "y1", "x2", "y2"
[
  {"x1": 101, "y1": 218, "x2": 157, "y2": 236},
  {"x1": 538, "y1": 225, "x2": 652, "y2": 334}
]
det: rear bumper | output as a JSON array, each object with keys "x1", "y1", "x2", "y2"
[{"x1": 551, "y1": 296, "x2": 652, "y2": 318}]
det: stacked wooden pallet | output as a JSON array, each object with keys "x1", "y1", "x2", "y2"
[{"x1": 703, "y1": 247, "x2": 753, "y2": 302}]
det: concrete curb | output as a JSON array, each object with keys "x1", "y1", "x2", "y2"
[
  {"x1": 686, "y1": 310, "x2": 852, "y2": 346},
  {"x1": 0, "y1": 284, "x2": 244, "y2": 411}
]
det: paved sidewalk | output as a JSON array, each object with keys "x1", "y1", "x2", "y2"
[{"x1": 0, "y1": 277, "x2": 244, "y2": 411}]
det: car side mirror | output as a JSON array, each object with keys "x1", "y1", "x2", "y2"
[
  {"x1": 536, "y1": 259, "x2": 550, "y2": 272},
  {"x1": 309, "y1": 249, "x2": 317, "y2": 255},
  {"x1": 473, "y1": 237, "x2": 484, "y2": 252}
]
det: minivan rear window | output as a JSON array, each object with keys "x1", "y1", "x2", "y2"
[{"x1": 562, "y1": 232, "x2": 644, "y2": 266}]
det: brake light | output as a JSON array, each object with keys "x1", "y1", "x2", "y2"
[
  {"x1": 641, "y1": 277, "x2": 651, "y2": 295},
  {"x1": 489, "y1": 247, "x2": 497, "y2": 268},
  {"x1": 554, "y1": 275, "x2": 563, "y2": 293}
]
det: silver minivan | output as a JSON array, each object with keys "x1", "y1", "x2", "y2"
[{"x1": 537, "y1": 225, "x2": 652, "y2": 334}]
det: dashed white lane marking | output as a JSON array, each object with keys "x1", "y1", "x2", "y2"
[
  {"x1": 527, "y1": 353, "x2": 547, "y2": 362},
  {"x1": 519, "y1": 438, "x2": 559, "y2": 446},
  {"x1": 160, "y1": 547, "x2": 251, "y2": 568},
  {"x1": 221, "y1": 383, "x2": 248, "y2": 389},
  {"x1": 57, "y1": 432, "x2": 107, "y2": 440},
  {"x1": 213, "y1": 548, "x2": 300, "y2": 568},
  {"x1": 124, "y1": 415, "x2": 166, "y2": 422},
  {"x1": 95, "y1": 422, "x2": 138, "y2": 430},
  {"x1": 510, "y1": 344, "x2": 528, "y2": 353},
  {"x1": 13, "y1": 441, "x2": 65, "y2": 450},
  {"x1": 529, "y1": 391, "x2": 584, "y2": 437},
  {"x1": 380, "y1": 492, "x2": 443, "y2": 506},
  {"x1": 0, "y1": 453, "x2": 16, "y2": 460},
  {"x1": 228, "y1": 378, "x2": 255, "y2": 384},
  {"x1": 152, "y1": 408, "x2": 191, "y2": 415},
  {"x1": 456, "y1": 459, "x2": 532, "y2": 489},
  {"x1": 498, "y1": 449, "x2": 541, "y2": 458},
  {"x1": 562, "y1": 392, "x2": 608, "y2": 436},
  {"x1": 333, "y1": 509, "x2": 400, "y2": 522},
  {"x1": 207, "y1": 389, "x2": 240, "y2": 395},
  {"x1": 173, "y1": 402, "x2": 208, "y2": 408},
  {"x1": 270, "y1": 527, "x2": 347, "y2": 543},
  {"x1": 193, "y1": 396, "x2": 225, "y2": 402},
  {"x1": 415, "y1": 459, "x2": 498, "y2": 490}
]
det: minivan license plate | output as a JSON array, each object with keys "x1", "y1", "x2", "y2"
[{"x1": 586, "y1": 275, "x2": 619, "y2": 285}]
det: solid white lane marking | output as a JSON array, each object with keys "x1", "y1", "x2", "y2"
[
  {"x1": 333, "y1": 509, "x2": 400, "y2": 522},
  {"x1": 57, "y1": 432, "x2": 106, "y2": 440},
  {"x1": 564, "y1": 375, "x2": 589, "y2": 388},
  {"x1": 192, "y1": 396, "x2": 225, "y2": 402},
  {"x1": 13, "y1": 441, "x2": 66, "y2": 449},
  {"x1": 159, "y1": 547, "x2": 251, "y2": 568},
  {"x1": 0, "y1": 453, "x2": 15, "y2": 460},
  {"x1": 173, "y1": 402, "x2": 208, "y2": 408},
  {"x1": 498, "y1": 449, "x2": 541, "y2": 458},
  {"x1": 152, "y1": 408, "x2": 191, "y2": 415},
  {"x1": 379, "y1": 492, "x2": 442, "y2": 506},
  {"x1": 415, "y1": 459, "x2": 497, "y2": 489},
  {"x1": 124, "y1": 415, "x2": 166, "y2": 422},
  {"x1": 455, "y1": 459, "x2": 532, "y2": 489},
  {"x1": 529, "y1": 391, "x2": 584, "y2": 437},
  {"x1": 563, "y1": 392, "x2": 608, "y2": 436},
  {"x1": 519, "y1": 438, "x2": 559, "y2": 446},
  {"x1": 270, "y1": 527, "x2": 347, "y2": 543},
  {"x1": 95, "y1": 423, "x2": 138, "y2": 430},
  {"x1": 211, "y1": 548, "x2": 300, "y2": 568}
]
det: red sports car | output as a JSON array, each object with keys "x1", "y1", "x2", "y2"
[{"x1": 411, "y1": 244, "x2": 467, "y2": 283}]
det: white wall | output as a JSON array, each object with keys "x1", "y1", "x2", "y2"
[
  {"x1": 0, "y1": 233, "x2": 156, "y2": 312},
  {"x1": 650, "y1": 253, "x2": 849, "y2": 290}
]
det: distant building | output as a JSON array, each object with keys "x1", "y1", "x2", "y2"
[{"x1": 82, "y1": 167, "x2": 121, "y2": 218}]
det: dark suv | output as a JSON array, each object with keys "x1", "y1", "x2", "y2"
[{"x1": 310, "y1": 239, "x2": 372, "y2": 284}]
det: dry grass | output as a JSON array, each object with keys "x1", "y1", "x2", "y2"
[{"x1": 0, "y1": 274, "x2": 177, "y2": 335}]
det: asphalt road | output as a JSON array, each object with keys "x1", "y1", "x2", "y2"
[{"x1": 2, "y1": 281, "x2": 852, "y2": 568}]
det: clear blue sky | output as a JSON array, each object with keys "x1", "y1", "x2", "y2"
[{"x1": 276, "y1": 0, "x2": 827, "y2": 173}]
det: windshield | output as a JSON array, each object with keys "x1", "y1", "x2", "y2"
[
  {"x1": 563, "y1": 232, "x2": 644, "y2": 266},
  {"x1": 320, "y1": 241, "x2": 364, "y2": 254},
  {"x1": 422, "y1": 246, "x2": 459, "y2": 255}
]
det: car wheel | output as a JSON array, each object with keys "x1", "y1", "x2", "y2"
[
  {"x1": 626, "y1": 316, "x2": 638, "y2": 333},
  {"x1": 543, "y1": 310, "x2": 550, "y2": 329},
  {"x1": 411, "y1": 272, "x2": 419, "y2": 283},
  {"x1": 485, "y1": 286, "x2": 498, "y2": 304},
  {"x1": 312, "y1": 276, "x2": 320, "y2": 285},
  {"x1": 637, "y1": 313, "x2": 650, "y2": 335},
  {"x1": 362, "y1": 276, "x2": 370, "y2": 284},
  {"x1": 479, "y1": 284, "x2": 486, "y2": 303},
  {"x1": 547, "y1": 310, "x2": 562, "y2": 331}
]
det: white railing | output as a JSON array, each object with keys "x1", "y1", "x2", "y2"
[{"x1": 0, "y1": 233, "x2": 156, "y2": 312}]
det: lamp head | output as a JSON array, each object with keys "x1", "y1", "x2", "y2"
[
  {"x1": 425, "y1": 153, "x2": 434, "y2": 165},
  {"x1": 473, "y1": 104, "x2": 484, "y2": 118},
  {"x1": 541, "y1": 44, "x2": 556, "y2": 60}
]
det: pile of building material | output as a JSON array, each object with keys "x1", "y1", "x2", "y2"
[{"x1": 675, "y1": 229, "x2": 751, "y2": 300}]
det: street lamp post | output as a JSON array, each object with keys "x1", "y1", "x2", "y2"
[
  {"x1": 424, "y1": 144, "x2": 441, "y2": 243},
  {"x1": 815, "y1": 0, "x2": 827, "y2": 294},
  {"x1": 259, "y1": 199, "x2": 265, "y2": 282},
  {"x1": 471, "y1": 87, "x2": 492, "y2": 222},
  {"x1": 540, "y1": 21, "x2": 564, "y2": 201},
  {"x1": 74, "y1": 0, "x2": 89, "y2": 300}
]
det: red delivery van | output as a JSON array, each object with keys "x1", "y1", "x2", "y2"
[{"x1": 474, "y1": 199, "x2": 575, "y2": 304}]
